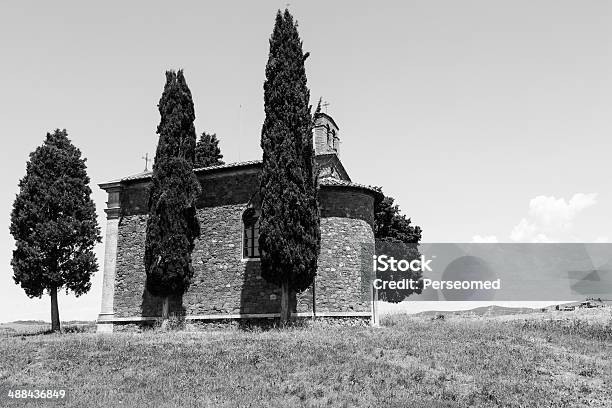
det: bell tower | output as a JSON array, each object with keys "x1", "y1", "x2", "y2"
[{"x1": 313, "y1": 112, "x2": 340, "y2": 156}]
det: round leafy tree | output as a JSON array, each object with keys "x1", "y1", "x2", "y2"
[{"x1": 10, "y1": 129, "x2": 101, "y2": 332}]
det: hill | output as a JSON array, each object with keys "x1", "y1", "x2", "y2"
[{"x1": 0, "y1": 308, "x2": 610, "y2": 407}]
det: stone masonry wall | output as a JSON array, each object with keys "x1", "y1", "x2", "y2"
[
  {"x1": 119, "y1": 168, "x2": 261, "y2": 217},
  {"x1": 319, "y1": 188, "x2": 375, "y2": 227},
  {"x1": 315, "y1": 217, "x2": 373, "y2": 313},
  {"x1": 114, "y1": 205, "x2": 283, "y2": 318},
  {"x1": 113, "y1": 185, "x2": 375, "y2": 319},
  {"x1": 186, "y1": 204, "x2": 281, "y2": 315},
  {"x1": 114, "y1": 214, "x2": 147, "y2": 318}
]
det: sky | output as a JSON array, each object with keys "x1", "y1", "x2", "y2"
[{"x1": 0, "y1": 1, "x2": 610, "y2": 322}]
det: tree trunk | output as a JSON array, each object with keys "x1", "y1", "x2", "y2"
[
  {"x1": 312, "y1": 279, "x2": 316, "y2": 319},
  {"x1": 50, "y1": 287, "x2": 60, "y2": 332},
  {"x1": 162, "y1": 296, "x2": 170, "y2": 320},
  {"x1": 160, "y1": 296, "x2": 170, "y2": 330},
  {"x1": 280, "y1": 280, "x2": 290, "y2": 325}
]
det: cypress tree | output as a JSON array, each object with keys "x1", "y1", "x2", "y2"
[
  {"x1": 259, "y1": 9, "x2": 320, "y2": 324},
  {"x1": 144, "y1": 70, "x2": 201, "y2": 321},
  {"x1": 10, "y1": 129, "x2": 101, "y2": 332},
  {"x1": 194, "y1": 131, "x2": 224, "y2": 168}
]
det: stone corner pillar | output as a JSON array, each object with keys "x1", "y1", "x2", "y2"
[
  {"x1": 371, "y1": 286, "x2": 380, "y2": 327},
  {"x1": 96, "y1": 181, "x2": 122, "y2": 333},
  {"x1": 370, "y1": 243, "x2": 380, "y2": 327}
]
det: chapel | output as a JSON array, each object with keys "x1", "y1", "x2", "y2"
[{"x1": 97, "y1": 112, "x2": 381, "y2": 331}]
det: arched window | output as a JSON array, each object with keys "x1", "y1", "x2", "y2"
[{"x1": 243, "y1": 207, "x2": 260, "y2": 258}]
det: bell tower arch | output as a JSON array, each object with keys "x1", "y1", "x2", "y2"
[{"x1": 313, "y1": 112, "x2": 340, "y2": 156}]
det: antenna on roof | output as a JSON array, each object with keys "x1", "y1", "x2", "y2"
[
  {"x1": 142, "y1": 153, "x2": 151, "y2": 171},
  {"x1": 238, "y1": 104, "x2": 242, "y2": 161}
]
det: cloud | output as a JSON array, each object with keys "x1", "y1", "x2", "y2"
[
  {"x1": 510, "y1": 219, "x2": 550, "y2": 242},
  {"x1": 472, "y1": 235, "x2": 498, "y2": 243},
  {"x1": 510, "y1": 193, "x2": 598, "y2": 243},
  {"x1": 594, "y1": 236, "x2": 609, "y2": 243}
]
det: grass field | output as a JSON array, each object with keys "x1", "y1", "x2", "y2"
[{"x1": 0, "y1": 308, "x2": 611, "y2": 407}]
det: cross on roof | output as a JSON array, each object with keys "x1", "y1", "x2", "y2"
[
  {"x1": 322, "y1": 100, "x2": 330, "y2": 113},
  {"x1": 142, "y1": 153, "x2": 151, "y2": 171}
]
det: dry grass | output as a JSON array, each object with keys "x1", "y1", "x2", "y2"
[{"x1": 0, "y1": 308, "x2": 610, "y2": 407}]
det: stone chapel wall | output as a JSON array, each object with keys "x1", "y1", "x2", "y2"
[{"x1": 111, "y1": 169, "x2": 375, "y2": 320}]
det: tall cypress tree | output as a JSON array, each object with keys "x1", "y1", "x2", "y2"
[
  {"x1": 259, "y1": 9, "x2": 320, "y2": 323},
  {"x1": 10, "y1": 129, "x2": 101, "y2": 332},
  {"x1": 144, "y1": 70, "x2": 201, "y2": 321},
  {"x1": 194, "y1": 131, "x2": 224, "y2": 168}
]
